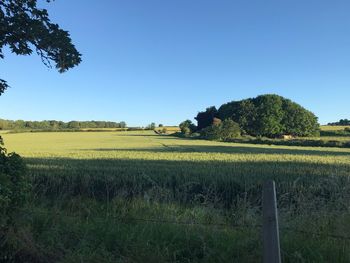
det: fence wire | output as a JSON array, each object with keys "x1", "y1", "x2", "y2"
[{"x1": 18, "y1": 209, "x2": 350, "y2": 241}]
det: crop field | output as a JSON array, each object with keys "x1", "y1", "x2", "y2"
[
  {"x1": 320, "y1": 125, "x2": 350, "y2": 131},
  {"x1": 154, "y1": 126, "x2": 181, "y2": 134},
  {"x1": 2, "y1": 131, "x2": 350, "y2": 262}
]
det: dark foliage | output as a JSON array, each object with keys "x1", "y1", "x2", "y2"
[
  {"x1": 179, "y1": 120, "x2": 197, "y2": 134},
  {"x1": 200, "y1": 119, "x2": 241, "y2": 141},
  {"x1": 195, "y1": 106, "x2": 217, "y2": 131},
  {"x1": 217, "y1": 94, "x2": 319, "y2": 137},
  {"x1": 0, "y1": 140, "x2": 28, "y2": 228}
]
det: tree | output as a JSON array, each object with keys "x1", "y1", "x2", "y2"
[
  {"x1": 195, "y1": 106, "x2": 217, "y2": 131},
  {"x1": 146, "y1": 122, "x2": 156, "y2": 130},
  {"x1": 328, "y1": 119, "x2": 350, "y2": 126},
  {"x1": 216, "y1": 94, "x2": 320, "y2": 138},
  {"x1": 179, "y1": 120, "x2": 196, "y2": 135},
  {"x1": 67, "y1": 121, "x2": 80, "y2": 129},
  {"x1": 0, "y1": 0, "x2": 82, "y2": 94},
  {"x1": 119, "y1": 121, "x2": 127, "y2": 128}
]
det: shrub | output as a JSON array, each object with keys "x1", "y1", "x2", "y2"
[
  {"x1": 179, "y1": 120, "x2": 196, "y2": 135},
  {"x1": 201, "y1": 119, "x2": 241, "y2": 141},
  {"x1": 190, "y1": 132, "x2": 201, "y2": 138},
  {"x1": 200, "y1": 125, "x2": 221, "y2": 140},
  {"x1": 0, "y1": 137, "x2": 28, "y2": 228},
  {"x1": 219, "y1": 119, "x2": 241, "y2": 141}
]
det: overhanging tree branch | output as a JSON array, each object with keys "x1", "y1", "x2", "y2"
[{"x1": 0, "y1": 0, "x2": 82, "y2": 94}]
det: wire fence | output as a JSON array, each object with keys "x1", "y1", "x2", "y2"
[{"x1": 19, "y1": 208, "x2": 350, "y2": 241}]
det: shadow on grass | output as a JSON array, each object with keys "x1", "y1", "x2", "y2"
[
  {"x1": 82, "y1": 144, "x2": 350, "y2": 156},
  {"x1": 25, "y1": 157, "x2": 350, "y2": 210}
]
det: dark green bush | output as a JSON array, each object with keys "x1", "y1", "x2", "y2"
[
  {"x1": 200, "y1": 125, "x2": 221, "y2": 140},
  {"x1": 179, "y1": 120, "x2": 197, "y2": 135},
  {"x1": 201, "y1": 119, "x2": 241, "y2": 141},
  {"x1": 0, "y1": 138, "x2": 28, "y2": 228}
]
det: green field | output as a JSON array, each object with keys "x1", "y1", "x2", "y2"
[
  {"x1": 321, "y1": 125, "x2": 350, "y2": 131},
  {"x1": 2, "y1": 131, "x2": 350, "y2": 262}
]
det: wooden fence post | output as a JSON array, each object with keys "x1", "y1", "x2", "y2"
[{"x1": 262, "y1": 180, "x2": 281, "y2": 263}]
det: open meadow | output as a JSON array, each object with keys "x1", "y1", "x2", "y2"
[
  {"x1": 321, "y1": 125, "x2": 350, "y2": 131},
  {"x1": 2, "y1": 131, "x2": 350, "y2": 262}
]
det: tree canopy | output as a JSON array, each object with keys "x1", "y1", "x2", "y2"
[
  {"x1": 195, "y1": 106, "x2": 217, "y2": 131},
  {"x1": 0, "y1": 0, "x2": 82, "y2": 95},
  {"x1": 196, "y1": 94, "x2": 319, "y2": 138}
]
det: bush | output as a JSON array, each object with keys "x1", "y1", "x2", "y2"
[
  {"x1": 179, "y1": 120, "x2": 196, "y2": 135},
  {"x1": 190, "y1": 132, "x2": 201, "y2": 138},
  {"x1": 0, "y1": 137, "x2": 28, "y2": 228},
  {"x1": 200, "y1": 125, "x2": 221, "y2": 140},
  {"x1": 201, "y1": 119, "x2": 241, "y2": 141},
  {"x1": 219, "y1": 119, "x2": 241, "y2": 141}
]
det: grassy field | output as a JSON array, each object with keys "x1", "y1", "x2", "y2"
[
  {"x1": 320, "y1": 125, "x2": 350, "y2": 131},
  {"x1": 2, "y1": 131, "x2": 350, "y2": 262},
  {"x1": 154, "y1": 126, "x2": 181, "y2": 134}
]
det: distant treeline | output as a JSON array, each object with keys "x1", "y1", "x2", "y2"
[
  {"x1": 328, "y1": 119, "x2": 350, "y2": 126},
  {"x1": 0, "y1": 119, "x2": 127, "y2": 130}
]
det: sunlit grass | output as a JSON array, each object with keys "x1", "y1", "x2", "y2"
[{"x1": 320, "y1": 125, "x2": 350, "y2": 131}]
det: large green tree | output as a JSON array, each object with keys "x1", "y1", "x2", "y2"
[
  {"x1": 216, "y1": 94, "x2": 319, "y2": 137},
  {"x1": 0, "y1": 0, "x2": 82, "y2": 94}
]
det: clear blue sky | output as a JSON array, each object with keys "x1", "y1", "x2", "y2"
[{"x1": 1, "y1": 0, "x2": 349, "y2": 126}]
